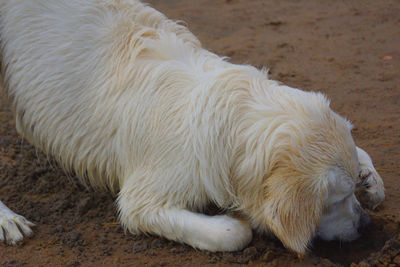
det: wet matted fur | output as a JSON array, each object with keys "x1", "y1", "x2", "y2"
[{"x1": 0, "y1": 0, "x2": 384, "y2": 254}]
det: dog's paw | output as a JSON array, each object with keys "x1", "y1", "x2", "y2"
[
  {"x1": 210, "y1": 215, "x2": 253, "y2": 251},
  {"x1": 187, "y1": 215, "x2": 253, "y2": 252},
  {"x1": 356, "y1": 147, "x2": 385, "y2": 210},
  {"x1": 357, "y1": 168, "x2": 385, "y2": 210},
  {"x1": 0, "y1": 214, "x2": 35, "y2": 245}
]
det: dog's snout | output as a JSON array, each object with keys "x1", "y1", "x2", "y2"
[{"x1": 357, "y1": 212, "x2": 371, "y2": 234}]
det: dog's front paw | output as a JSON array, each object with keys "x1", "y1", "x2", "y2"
[
  {"x1": 211, "y1": 215, "x2": 253, "y2": 251},
  {"x1": 356, "y1": 168, "x2": 385, "y2": 210},
  {"x1": 186, "y1": 214, "x2": 253, "y2": 252},
  {"x1": 0, "y1": 214, "x2": 35, "y2": 245},
  {"x1": 356, "y1": 147, "x2": 385, "y2": 210}
]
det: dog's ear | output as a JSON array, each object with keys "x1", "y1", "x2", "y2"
[{"x1": 260, "y1": 168, "x2": 326, "y2": 255}]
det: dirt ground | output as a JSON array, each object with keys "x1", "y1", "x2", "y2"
[{"x1": 1, "y1": 0, "x2": 400, "y2": 266}]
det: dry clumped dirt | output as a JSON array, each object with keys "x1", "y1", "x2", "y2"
[{"x1": 1, "y1": 0, "x2": 400, "y2": 266}]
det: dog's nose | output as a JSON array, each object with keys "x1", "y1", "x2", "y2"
[{"x1": 357, "y1": 212, "x2": 371, "y2": 234}]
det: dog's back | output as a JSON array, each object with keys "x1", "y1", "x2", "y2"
[{"x1": 0, "y1": 0, "x2": 210, "y2": 192}]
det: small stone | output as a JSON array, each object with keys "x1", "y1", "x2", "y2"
[
  {"x1": 236, "y1": 257, "x2": 249, "y2": 264},
  {"x1": 262, "y1": 250, "x2": 275, "y2": 262},
  {"x1": 393, "y1": 255, "x2": 400, "y2": 265},
  {"x1": 169, "y1": 246, "x2": 186, "y2": 254},
  {"x1": 150, "y1": 239, "x2": 163, "y2": 249},
  {"x1": 373, "y1": 260, "x2": 385, "y2": 267},
  {"x1": 67, "y1": 261, "x2": 80, "y2": 267},
  {"x1": 209, "y1": 256, "x2": 218, "y2": 263},
  {"x1": 70, "y1": 232, "x2": 80, "y2": 242},
  {"x1": 51, "y1": 225, "x2": 64, "y2": 234},
  {"x1": 77, "y1": 197, "x2": 91, "y2": 215},
  {"x1": 356, "y1": 261, "x2": 371, "y2": 267},
  {"x1": 222, "y1": 252, "x2": 235, "y2": 262},
  {"x1": 132, "y1": 240, "x2": 148, "y2": 253},
  {"x1": 380, "y1": 55, "x2": 393, "y2": 60},
  {"x1": 6, "y1": 260, "x2": 17, "y2": 266},
  {"x1": 146, "y1": 250, "x2": 156, "y2": 256},
  {"x1": 319, "y1": 258, "x2": 333, "y2": 266},
  {"x1": 234, "y1": 246, "x2": 258, "y2": 264},
  {"x1": 100, "y1": 236, "x2": 108, "y2": 244},
  {"x1": 243, "y1": 246, "x2": 258, "y2": 259}
]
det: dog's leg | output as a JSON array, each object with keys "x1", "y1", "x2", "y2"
[
  {"x1": 117, "y1": 181, "x2": 252, "y2": 251},
  {"x1": 0, "y1": 200, "x2": 35, "y2": 245},
  {"x1": 119, "y1": 206, "x2": 252, "y2": 252},
  {"x1": 356, "y1": 147, "x2": 385, "y2": 210}
]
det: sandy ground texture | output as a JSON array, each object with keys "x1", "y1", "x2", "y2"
[{"x1": 1, "y1": 0, "x2": 400, "y2": 266}]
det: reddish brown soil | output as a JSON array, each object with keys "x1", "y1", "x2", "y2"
[{"x1": 1, "y1": 0, "x2": 400, "y2": 266}]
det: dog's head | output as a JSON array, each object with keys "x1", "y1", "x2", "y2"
[
  {"x1": 235, "y1": 90, "x2": 369, "y2": 255},
  {"x1": 316, "y1": 165, "x2": 370, "y2": 242}
]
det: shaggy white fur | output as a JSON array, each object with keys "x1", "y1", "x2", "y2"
[{"x1": 0, "y1": 0, "x2": 384, "y2": 254}]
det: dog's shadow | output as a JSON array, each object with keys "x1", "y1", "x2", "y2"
[{"x1": 311, "y1": 214, "x2": 399, "y2": 266}]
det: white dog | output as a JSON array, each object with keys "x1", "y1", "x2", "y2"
[{"x1": 0, "y1": 0, "x2": 384, "y2": 255}]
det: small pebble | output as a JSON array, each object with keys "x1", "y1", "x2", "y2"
[
  {"x1": 132, "y1": 240, "x2": 148, "y2": 253},
  {"x1": 393, "y1": 255, "x2": 400, "y2": 265},
  {"x1": 262, "y1": 250, "x2": 275, "y2": 262},
  {"x1": 243, "y1": 246, "x2": 258, "y2": 258},
  {"x1": 150, "y1": 239, "x2": 163, "y2": 249}
]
